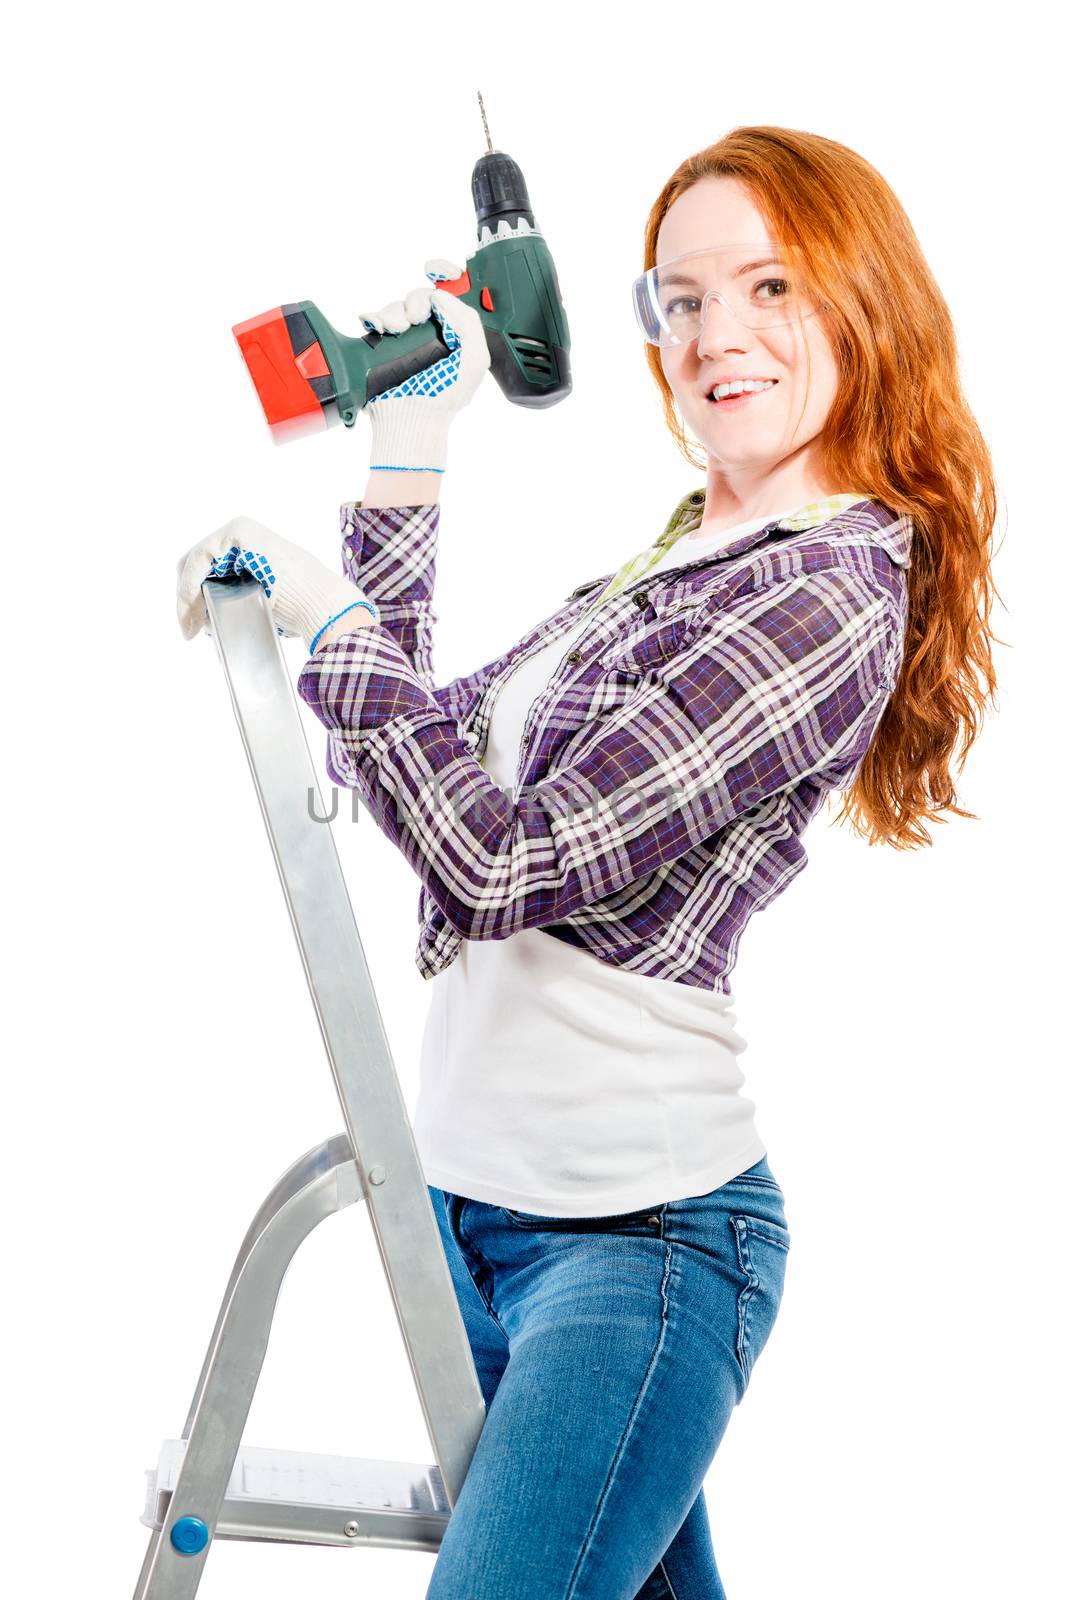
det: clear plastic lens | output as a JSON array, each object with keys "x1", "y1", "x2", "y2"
[{"x1": 633, "y1": 244, "x2": 817, "y2": 347}]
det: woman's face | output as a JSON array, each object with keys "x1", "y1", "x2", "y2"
[{"x1": 656, "y1": 177, "x2": 838, "y2": 484}]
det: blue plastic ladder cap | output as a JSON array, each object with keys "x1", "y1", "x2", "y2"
[{"x1": 170, "y1": 1516, "x2": 210, "y2": 1555}]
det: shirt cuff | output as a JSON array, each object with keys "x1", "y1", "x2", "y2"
[{"x1": 297, "y1": 618, "x2": 442, "y2": 740}]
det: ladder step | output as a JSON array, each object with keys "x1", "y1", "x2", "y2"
[{"x1": 142, "y1": 1439, "x2": 451, "y2": 1550}]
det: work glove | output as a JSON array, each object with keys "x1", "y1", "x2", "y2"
[
  {"x1": 176, "y1": 515, "x2": 379, "y2": 652},
  {"x1": 357, "y1": 257, "x2": 491, "y2": 474}
]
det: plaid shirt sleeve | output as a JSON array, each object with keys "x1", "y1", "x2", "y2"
[
  {"x1": 297, "y1": 539, "x2": 903, "y2": 943},
  {"x1": 340, "y1": 499, "x2": 505, "y2": 725}
]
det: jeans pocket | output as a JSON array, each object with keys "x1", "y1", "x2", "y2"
[
  {"x1": 448, "y1": 1195, "x2": 512, "y2": 1342},
  {"x1": 730, "y1": 1213, "x2": 791, "y2": 1392}
]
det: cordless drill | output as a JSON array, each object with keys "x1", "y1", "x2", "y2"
[{"x1": 233, "y1": 103, "x2": 572, "y2": 444}]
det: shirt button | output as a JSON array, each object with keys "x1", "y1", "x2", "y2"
[
  {"x1": 689, "y1": 492, "x2": 704, "y2": 504},
  {"x1": 633, "y1": 590, "x2": 648, "y2": 608},
  {"x1": 521, "y1": 732, "x2": 530, "y2": 743},
  {"x1": 566, "y1": 649, "x2": 581, "y2": 663}
]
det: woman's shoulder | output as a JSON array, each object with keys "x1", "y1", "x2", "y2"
[
  {"x1": 671, "y1": 499, "x2": 911, "y2": 653},
  {"x1": 744, "y1": 497, "x2": 913, "y2": 599}
]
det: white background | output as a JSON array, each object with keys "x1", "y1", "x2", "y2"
[{"x1": 4, "y1": 3, "x2": 1063, "y2": 1596}]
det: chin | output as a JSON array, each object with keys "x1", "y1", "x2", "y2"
[{"x1": 689, "y1": 424, "x2": 775, "y2": 457}]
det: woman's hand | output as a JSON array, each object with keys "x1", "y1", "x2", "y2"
[
  {"x1": 358, "y1": 257, "x2": 491, "y2": 475},
  {"x1": 175, "y1": 514, "x2": 379, "y2": 651}
]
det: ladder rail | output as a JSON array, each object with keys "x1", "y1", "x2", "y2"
[{"x1": 202, "y1": 576, "x2": 486, "y2": 1497}]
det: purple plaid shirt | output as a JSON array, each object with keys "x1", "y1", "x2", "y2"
[{"x1": 296, "y1": 490, "x2": 911, "y2": 994}]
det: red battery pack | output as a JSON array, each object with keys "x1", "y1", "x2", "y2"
[{"x1": 232, "y1": 306, "x2": 334, "y2": 443}]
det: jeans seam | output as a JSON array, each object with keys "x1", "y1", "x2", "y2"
[
  {"x1": 656, "y1": 1557, "x2": 681, "y2": 1599},
  {"x1": 731, "y1": 1216, "x2": 757, "y2": 1387},
  {"x1": 468, "y1": 1265, "x2": 510, "y2": 1340},
  {"x1": 565, "y1": 1240, "x2": 674, "y2": 1599}
]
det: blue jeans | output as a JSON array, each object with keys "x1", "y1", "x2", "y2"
[{"x1": 425, "y1": 1155, "x2": 791, "y2": 1599}]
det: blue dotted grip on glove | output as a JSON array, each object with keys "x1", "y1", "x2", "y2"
[
  {"x1": 208, "y1": 546, "x2": 286, "y2": 635},
  {"x1": 364, "y1": 266, "x2": 463, "y2": 404}
]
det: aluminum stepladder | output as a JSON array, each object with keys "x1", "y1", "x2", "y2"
[{"x1": 133, "y1": 574, "x2": 487, "y2": 1598}]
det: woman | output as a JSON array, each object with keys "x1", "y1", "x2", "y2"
[{"x1": 177, "y1": 126, "x2": 1000, "y2": 1598}]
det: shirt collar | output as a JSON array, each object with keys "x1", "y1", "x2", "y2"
[
  {"x1": 568, "y1": 488, "x2": 912, "y2": 607},
  {"x1": 659, "y1": 487, "x2": 912, "y2": 566}
]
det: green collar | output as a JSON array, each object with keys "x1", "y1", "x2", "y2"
[
  {"x1": 595, "y1": 489, "x2": 869, "y2": 610},
  {"x1": 661, "y1": 487, "x2": 869, "y2": 545}
]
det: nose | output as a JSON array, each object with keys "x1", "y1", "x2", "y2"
[{"x1": 694, "y1": 292, "x2": 751, "y2": 360}]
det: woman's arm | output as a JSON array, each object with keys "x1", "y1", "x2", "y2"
[
  {"x1": 297, "y1": 563, "x2": 903, "y2": 942},
  {"x1": 311, "y1": 494, "x2": 512, "y2": 734},
  {"x1": 361, "y1": 469, "x2": 442, "y2": 509},
  {"x1": 314, "y1": 266, "x2": 486, "y2": 659},
  {"x1": 313, "y1": 471, "x2": 443, "y2": 651}
]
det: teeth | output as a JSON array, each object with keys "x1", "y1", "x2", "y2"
[{"x1": 711, "y1": 379, "x2": 776, "y2": 401}]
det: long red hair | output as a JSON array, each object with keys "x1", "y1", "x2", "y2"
[{"x1": 644, "y1": 127, "x2": 1005, "y2": 848}]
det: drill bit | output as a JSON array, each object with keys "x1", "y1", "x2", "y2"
[{"x1": 477, "y1": 90, "x2": 493, "y2": 154}]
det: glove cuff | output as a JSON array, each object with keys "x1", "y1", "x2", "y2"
[
  {"x1": 366, "y1": 395, "x2": 451, "y2": 473},
  {"x1": 288, "y1": 571, "x2": 378, "y2": 654}
]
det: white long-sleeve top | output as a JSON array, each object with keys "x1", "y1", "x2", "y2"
[{"x1": 412, "y1": 510, "x2": 789, "y2": 1217}]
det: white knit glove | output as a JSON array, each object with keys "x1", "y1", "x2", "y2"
[
  {"x1": 357, "y1": 257, "x2": 491, "y2": 473},
  {"x1": 176, "y1": 514, "x2": 379, "y2": 651}
]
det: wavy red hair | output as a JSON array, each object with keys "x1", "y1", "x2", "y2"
[{"x1": 644, "y1": 126, "x2": 1005, "y2": 848}]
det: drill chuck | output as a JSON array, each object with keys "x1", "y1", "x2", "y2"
[{"x1": 472, "y1": 152, "x2": 537, "y2": 236}]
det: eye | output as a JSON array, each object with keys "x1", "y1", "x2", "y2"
[
  {"x1": 663, "y1": 294, "x2": 701, "y2": 317},
  {"x1": 753, "y1": 277, "x2": 790, "y2": 300}
]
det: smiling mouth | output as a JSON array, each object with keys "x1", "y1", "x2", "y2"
[{"x1": 706, "y1": 380, "x2": 779, "y2": 404}]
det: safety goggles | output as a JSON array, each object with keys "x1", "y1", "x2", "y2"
[{"x1": 632, "y1": 244, "x2": 820, "y2": 348}]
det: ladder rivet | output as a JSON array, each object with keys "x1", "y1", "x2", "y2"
[
  {"x1": 368, "y1": 1166, "x2": 387, "y2": 1185},
  {"x1": 170, "y1": 1515, "x2": 210, "y2": 1555},
  {"x1": 344, "y1": 1520, "x2": 360, "y2": 1538}
]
